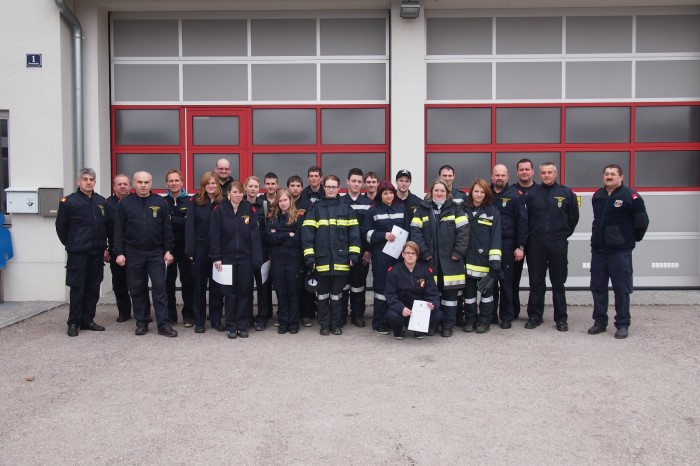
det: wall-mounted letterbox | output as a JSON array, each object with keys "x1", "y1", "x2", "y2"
[
  {"x1": 38, "y1": 188, "x2": 63, "y2": 217},
  {"x1": 5, "y1": 187, "x2": 39, "y2": 214}
]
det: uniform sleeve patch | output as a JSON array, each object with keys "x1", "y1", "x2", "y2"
[{"x1": 60, "y1": 197, "x2": 67, "y2": 203}]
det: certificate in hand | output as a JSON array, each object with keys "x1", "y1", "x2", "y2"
[
  {"x1": 382, "y1": 225, "x2": 408, "y2": 259},
  {"x1": 407, "y1": 299, "x2": 431, "y2": 333},
  {"x1": 212, "y1": 264, "x2": 233, "y2": 285}
]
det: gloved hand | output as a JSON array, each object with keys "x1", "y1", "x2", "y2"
[{"x1": 477, "y1": 273, "x2": 495, "y2": 294}]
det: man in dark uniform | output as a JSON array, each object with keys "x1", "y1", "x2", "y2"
[
  {"x1": 254, "y1": 172, "x2": 278, "y2": 330},
  {"x1": 589, "y1": 164, "x2": 649, "y2": 339},
  {"x1": 394, "y1": 169, "x2": 422, "y2": 223},
  {"x1": 106, "y1": 173, "x2": 134, "y2": 322},
  {"x1": 215, "y1": 158, "x2": 234, "y2": 194},
  {"x1": 511, "y1": 158, "x2": 537, "y2": 318},
  {"x1": 491, "y1": 164, "x2": 528, "y2": 328},
  {"x1": 300, "y1": 166, "x2": 323, "y2": 206},
  {"x1": 340, "y1": 168, "x2": 372, "y2": 327},
  {"x1": 55, "y1": 168, "x2": 108, "y2": 337},
  {"x1": 288, "y1": 175, "x2": 317, "y2": 327},
  {"x1": 114, "y1": 171, "x2": 178, "y2": 337},
  {"x1": 164, "y1": 169, "x2": 194, "y2": 326},
  {"x1": 525, "y1": 162, "x2": 579, "y2": 332}
]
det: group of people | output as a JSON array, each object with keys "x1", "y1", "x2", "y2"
[{"x1": 55, "y1": 157, "x2": 649, "y2": 340}]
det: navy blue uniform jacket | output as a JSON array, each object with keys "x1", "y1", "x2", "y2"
[{"x1": 56, "y1": 189, "x2": 108, "y2": 255}]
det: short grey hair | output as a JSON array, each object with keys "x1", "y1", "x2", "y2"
[{"x1": 78, "y1": 168, "x2": 96, "y2": 179}]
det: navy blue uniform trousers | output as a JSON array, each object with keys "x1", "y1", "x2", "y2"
[
  {"x1": 526, "y1": 238, "x2": 569, "y2": 323},
  {"x1": 66, "y1": 253, "x2": 104, "y2": 326},
  {"x1": 125, "y1": 248, "x2": 169, "y2": 329},
  {"x1": 591, "y1": 250, "x2": 633, "y2": 329}
]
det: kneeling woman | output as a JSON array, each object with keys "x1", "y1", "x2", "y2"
[
  {"x1": 266, "y1": 189, "x2": 304, "y2": 334},
  {"x1": 210, "y1": 181, "x2": 263, "y2": 339},
  {"x1": 385, "y1": 241, "x2": 442, "y2": 339}
]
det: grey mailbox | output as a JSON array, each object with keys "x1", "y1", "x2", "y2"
[{"x1": 38, "y1": 188, "x2": 63, "y2": 217}]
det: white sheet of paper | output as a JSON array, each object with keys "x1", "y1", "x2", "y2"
[
  {"x1": 382, "y1": 225, "x2": 409, "y2": 259},
  {"x1": 408, "y1": 299, "x2": 431, "y2": 333},
  {"x1": 260, "y1": 260, "x2": 271, "y2": 284},
  {"x1": 212, "y1": 264, "x2": 232, "y2": 285}
]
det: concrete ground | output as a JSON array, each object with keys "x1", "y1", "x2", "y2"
[{"x1": 0, "y1": 291, "x2": 698, "y2": 465}]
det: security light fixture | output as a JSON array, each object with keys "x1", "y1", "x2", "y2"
[{"x1": 400, "y1": 1, "x2": 420, "y2": 19}]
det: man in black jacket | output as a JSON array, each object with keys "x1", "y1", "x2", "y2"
[
  {"x1": 55, "y1": 168, "x2": 108, "y2": 337},
  {"x1": 589, "y1": 164, "x2": 649, "y2": 339},
  {"x1": 525, "y1": 162, "x2": 579, "y2": 332},
  {"x1": 114, "y1": 171, "x2": 177, "y2": 337},
  {"x1": 106, "y1": 173, "x2": 134, "y2": 322}
]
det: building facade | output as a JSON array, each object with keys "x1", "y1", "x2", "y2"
[{"x1": 1, "y1": 0, "x2": 698, "y2": 300}]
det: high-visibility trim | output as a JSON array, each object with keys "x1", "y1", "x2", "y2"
[
  {"x1": 464, "y1": 297, "x2": 477, "y2": 304},
  {"x1": 441, "y1": 299, "x2": 458, "y2": 307},
  {"x1": 440, "y1": 215, "x2": 456, "y2": 223},
  {"x1": 455, "y1": 215, "x2": 468, "y2": 228},
  {"x1": 334, "y1": 264, "x2": 350, "y2": 271},
  {"x1": 317, "y1": 293, "x2": 330, "y2": 300},
  {"x1": 317, "y1": 219, "x2": 330, "y2": 226},
  {"x1": 351, "y1": 204, "x2": 371, "y2": 211},
  {"x1": 443, "y1": 274, "x2": 466, "y2": 287},
  {"x1": 330, "y1": 293, "x2": 342, "y2": 301},
  {"x1": 343, "y1": 284, "x2": 350, "y2": 291},
  {"x1": 467, "y1": 264, "x2": 490, "y2": 273},
  {"x1": 481, "y1": 295, "x2": 494, "y2": 303},
  {"x1": 366, "y1": 230, "x2": 374, "y2": 243},
  {"x1": 457, "y1": 289, "x2": 463, "y2": 297},
  {"x1": 316, "y1": 264, "x2": 330, "y2": 272},
  {"x1": 477, "y1": 219, "x2": 493, "y2": 226},
  {"x1": 303, "y1": 248, "x2": 315, "y2": 256},
  {"x1": 339, "y1": 218, "x2": 358, "y2": 227},
  {"x1": 468, "y1": 270, "x2": 488, "y2": 278},
  {"x1": 373, "y1": 213, "x2": 404, "y2": 221},
  {"x1": 348, "y1": 246, "x2": 361, "y2": 254},
  {"x1": 302, "y1": 219, "x2": 317, "y2": 228},
  {"x1": 350, "y1": 286, "x2": 365, "y2": 293},
  {"x1": 374, "y1": 293, "x2": 386, "y2": 301},
  {"x1": 489, "y1": 248, "x2": 501, "y2": 257},
  {"x1": 411, "y1": 216, "x2": 426, "y2": 227}
]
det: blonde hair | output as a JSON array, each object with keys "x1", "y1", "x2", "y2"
[
  {"x1": 270, "y1": 189, "x2": 299, "y2": 225},
  {"x1": 195, "y1": 171, "x2": 222, "y2": 205}
]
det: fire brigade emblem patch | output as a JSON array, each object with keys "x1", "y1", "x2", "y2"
[
  {"x1": 502, "y1": 197, "x2": 509, "y2": 208},
  {"x1": 555, "y1": 196, "x2": 566, "y2": 208},
  {"x1": 149, "y1": 206, "x2": 159, "y2": 217},
  {"x1": 614, "y1": 200, "x2": 623, "y2": 207}
]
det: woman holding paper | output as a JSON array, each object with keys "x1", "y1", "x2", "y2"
[
  {"x1": 385, "y1": 241, "x2": 441, "y2": 339},
  {"x1": 363, "y1": 181, "x2": 409, "y2": 335},
  {"x1": 209, "y1": 181, "x2": 263, "y2": 339},
  {"x1": 266, "y1": 189, "x2": 304, "y2": 335},
  {"x1": 410, "y1": 178, "x2": 469, "y2": 337},
  {"x1": 185, "y1": 171, "x2": 224, "y2": 333}
]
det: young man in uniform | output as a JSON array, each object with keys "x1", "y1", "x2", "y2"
[
  {"x1": 288, "y1": 175, "x2": 316, "y2": 326},
  {"x1": 363, "y1": 172, "x2": 379, "y2": 204},
  {"x1": 394, "y1": 169, "x2": 422, "y2": 221},
  {"x1": 301, "y1": 166, "x2": 323, "y2": 206},
  {"x1": 511, "y1": 158, "x2": 538, "y2": 318}
]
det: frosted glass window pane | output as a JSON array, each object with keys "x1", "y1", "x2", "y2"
[
  {"x1": 427, "y1": 63, "x2": 492, "y2": 100},
  {"x1": 636, "y1": 61, "x2": 700, "y2": 99},
  {"x1": 496, "y1": 17, "x2": 562, "y2": 54},
  {"x1": 321, "y1": 64, "x2": 386, "y2": 101},
  {"x1": 112, "y1": 20, "x2": 179, "y2": 57},
  {"x1": 116, "y1": 153, "x2": 180, "y2": 190},
  {"x1": 566, "y1": 16, "x2": 632, "y2": 53},
  {"x1": 636, "y1": 106, "x2": 700, "y2": 143},
  {"x1": 566, "y1": 107, "x2": 630, "y2": 143},
  {"x1": 183, "y1": 65, "x2": 248, "y2": 101},
  {"x1": 115, "y1": 110, "x2": 180, "y2": 145},
  {"x1": 193, "y1": 117, "x2": 239, "y2": 146},
  {"x1": 426, "y1": 18, "x2": 492, "y2": 55},
  {"x1": 426, "y1": 108, "x2": 491, "y2": 145},
  {"x1": 496, "y1": 63, "x2": 561, "y2": 100},
  {"x1": 496, "y1": 108, "x2": 561, "y2": 144},
  {"x1": 321, "y1": 153, "x2": 386, "y2": 182},
  {"x1": 253, "y1": 109, "x2": 316, "y2": 145},
  {"x1": 251, "y1": 19, "x2": 316, "y2": 56},
  {"x1": 252, "y1": 154, "x2": 317, "y2": 186},
  {"x1": 193, "y1": 154, "x2": 240, "y2": 187},
  {"x1": 495, "y1": 153, "x2": 562, "y2": 179},
  {"x1": 182, "y1": 20, "x2": 248, "y2": 57},
  {"x1": 637, "y1": 15, "x2": 700, "y2": 53},
  {"x1": 113, "y1": 65, "x2": 179, "y2": 102},
  {"x1": 251, "y1": 64, "x2": 317, "y2": 101},
  {"x1": 321, "y1": 109, "x2": 385, "y2": 145},
  {"x1": 426, "y1": 153, "x2": 491, "y2": 188},
  {"x1": 320, "y1": 18, "x2": 386, "y2": 56},
  {"x1": 565, "y1": 152, "x2": 630, "y2": 187},
  {"x1": 566, "y1": 62, "x2": 632, "y2": 99},
  {"x1": 635, "y1": 151, "x2": 700, "y2": 187}
]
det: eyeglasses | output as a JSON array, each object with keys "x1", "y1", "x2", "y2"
[
  {"x1": 324, "y1": 185, "x2": 339, "y2": 190},
  {"x1": 216, "y1": 167, "x2": 231, "y2": 171},
  {"x1": 402, "y1": 251, "x2": 417, "y2": 256}
]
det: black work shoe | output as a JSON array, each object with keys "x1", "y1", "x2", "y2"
[
  {"x1": 67, "y1": 324, "x2": 79, "y2": 337},
  {"x1": 320, "y1": 326, "x2": 330, "y2": 336},
  {"x1": 135, "y1": 324, "x2": 148, "y2": 336},
  {"x1": 475, "y1": 322, "x2": 490, "y2": 334},
  {"x1": 556, "y1": 321, "x2": 569, "y2": 332},
  {"x1": 441, "y1": 328, "x2": 453, "y2": 337},
  {"x1": 588, "y1": 324, "x2": 606, "y2": 335},
  {"x1": 227, "y1": 331, "x2": 237, "y2": 339},
  {"x1": 213, "y1": 323, "x2": 226, "y2": 332},
  {"x1": 278, "y1": 325, "x2": 288, "y2": 335},
  {"x1": 289, "y1": 327, "x2": 299, "y2": 334},
  {"x1": 194, "y1": 325, "x2": 205, "y2": 334},
  {"x1": 80, "y1": 321, "x2": 105, "y2": 331},
  {"x1": 331, "y1": 327, "x2": 342, "y2": 335},
  {"x1": 158, "y1": 326, "x2": 178, "y2": 337},
  {"x1": 116, "y1": 315, "x2": 131, "y2": 323},
  {"x1": 615, "y1": 327, "x2": 629, "y2": 339},
  {"x1": 413, "y1": 332, "x2": 425, "y2": 340},
  {"x1": 373, "y1": 327, "x2": 390, "y2": 335},
  {"x1": 500, "y1": 320, "x2": 512, "y2": 329},
  {"x1": 183, "y1": 318, "x2": 195, "y2": 328},
  {"x1": 491, "y1": 316, "x2": 500, "y2": 325},
  {"x1": 301, "y1": 318, "x2": 313, "y2": 327},
  {"x1": 463, "y1": 323, "x2": 476, "y2": 333},
  {"x1": 524, "y1": 318, "x2": 543, "y2": 329},
  {"x1": 351, "y1": 317, "x2": 366, "y2": 328},
  {"x1": 238, "y1": 330, "x2": 249, "y2": 338}
]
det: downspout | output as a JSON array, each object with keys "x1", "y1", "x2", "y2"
[{"x1": 55, "y1": 0, "x2": 84, "y2": 171}]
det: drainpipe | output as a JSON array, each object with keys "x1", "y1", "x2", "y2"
[{"x1": 55, "y1": 0, "x2": 84, "y2": 171}]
